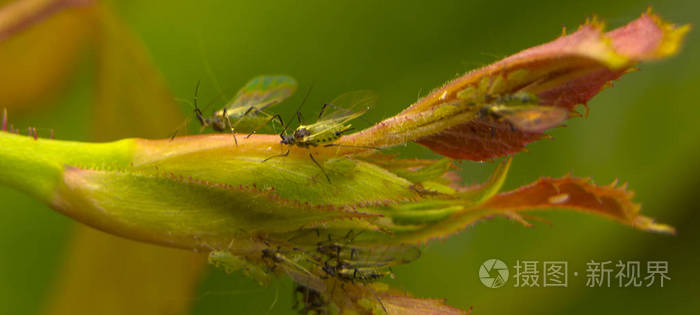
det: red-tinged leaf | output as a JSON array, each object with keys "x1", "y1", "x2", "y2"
[
  {"x1": 414, "y1": 12, "x2": 689, "y2": 160},
  {"x1": 415, "y1": 119, "x2": 546, "y2": 161},
  {"x1": 376, "y1": 160, "x2": 673, "y2": 245},
  {"x1": 477, "y1": 176, "x2": 675, "y2": 234},
  {"x1": 379, "y1": 292, "x2": 469, "y2": 315},
  {"x1": 290, "y1": 277, "x2": 470, "y2": 314},
  {"x1": 340, "y1": 11, "x2": 688, "y2": 161}
]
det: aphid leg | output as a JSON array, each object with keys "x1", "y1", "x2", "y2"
[
  {"x1": 318, "y1": 103, "x2": 330, "y2": 118},
  {"x1": 296, "y1": 111, "x2": 304, "y2": 124},
  {"x1": 220, "y1": 109, "x2": 238, "y2": 146},
  {"x1": 272, "y1": 114, "x2": 285, "y2": 129},
  {"x1": 272, "y1": 113, "x2": 294, "y2": 136},
  {"x1": 239, "y1": 106, "x2": 259, "y2": 138},
  {"x1": 308, "y1": 153, "x2": 331, "y2": 183},
  {"x1": 170, "y1": 115, "x2": 193, "y2": 142},
  {"x1": 337, "y1": 127, "x2": 354, "y2": 135},
  {"x1": 245, "y1": 112, "x2": 276, "y2": 138},
  {"x1": 262, "y1": 150, "x2": 290, "y2": 162},
  {"x1": 243, "y1": 106, "x2": 258, "y2": 117},
  {"x1": 350, "y1": 248, "x2": 359, "y2": 260},
  {"x1": 374, "y1": 294, "x2": 388, "y2": 315}
]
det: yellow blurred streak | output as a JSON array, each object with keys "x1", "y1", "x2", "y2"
[
  {"x1": 39, "y1": 3, "x2": 206, "y2": 315},
  {"x1": 0, "y1": 0, "x2": 92, "y2": 111},
  {"x1": 46, "y1": 229, "x2": 206, "y2": 315},
  {"x1": 90, "y1": 3, "x2": 184, "y2": 139}
]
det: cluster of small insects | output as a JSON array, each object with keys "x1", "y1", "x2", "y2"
[
  {"x1": 191, "y1": 75, "x2": 568, "y2": 313},
  {"x1": 186, "y1": 74, "x2": 569, "y2": 169},
  {"x1": 258, "y1": 230, "x2": 421, "y2": 314},
  {"x1": 186, "y1": 75, "x2": 377, "y2": 183}
]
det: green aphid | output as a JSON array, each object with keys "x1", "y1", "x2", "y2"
[
  {"x1": 317, "y1": 231, "x2": 421, "y2": 271},
  {"x1": 483, "y1": 104, "x2": 569, "y2": 132},
  {"x1": 479, "y1": 92, "x2": 568, "y2": 133},
  {"x1": 195, "y1": 75, "x2": 297, "y2": 135},
  {"x1": 278, "y1": 90, "x2": 377, "y2": 148},
  {"x1": 333, "y1": 264, "x2": 394, "y2": 282},
  {"x1": 264, "y1": 90, "x2": 378, "y2": 183}
]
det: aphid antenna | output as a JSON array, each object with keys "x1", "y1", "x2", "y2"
[
  {"x1": 192, "y1": 81, "x2": 207, "y2": 125},
  {"x1": 270, "y1": 114, "x2": 286, "y2": 136},
  {"x1": 196, "y1": 35, "x2": 227, "y2": 103},
  {"x1": 244, "y1": 111, "x2": 277, "y2": 139},
  {"x1": 282, "y1": 85, "x2": 313, "y2": 135},
  {"x1": 169, "y1": 82, "x2": 206, "y2": 141}
]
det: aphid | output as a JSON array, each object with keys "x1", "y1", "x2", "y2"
[
  {"x1": 263, "y1": 90, "x2": 378, "y2": 182},
  {"x1": 313, "y1": 233, "x2": 420, "y2": 284},
  {"x1": 480, "y1": 92, "x2": 568, "y2": 133},
  {"x1": 277, "y1": 90, "x2": 377, "y2": 148},
  {"x1": 316, "y1": 231, "x2": 421, "y2": 269},
  {"x1": 192, "y1": 75, "x2": 297, "y2": 143},
  {"x1": 485, "y1": 105, "x2": 568, "y2": 132},
  {"x1": 261, "y1": 246, "x2": 315, "y2": 279},
  {"x1": 320, "y1": 259, "x2": 393, "y2": 282}
]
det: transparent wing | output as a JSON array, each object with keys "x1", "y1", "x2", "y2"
[
  {"x1": 317, "y1": 90, "x2": 377, "y2": 123},
  {"x1": 320, "y1": 243, "x2": 421, "y2": 268},
  {"x1": 492, "y1": 105, "x2": 569, "y2": 132},
  {"x1": 226, "y1": 75, "x2": 297, "y2": 112},
  {"x1": 352, "y1": 244, "x2": 421, "y2": 268}
]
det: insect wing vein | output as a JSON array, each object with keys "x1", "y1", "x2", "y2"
[{"x1": 226, "y1": 75, "x2": 298, "y2": 114}]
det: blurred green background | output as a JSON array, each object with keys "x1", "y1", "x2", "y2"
[{"x1": 0, "y1": 0, "x2": 698, "y2": 314}]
